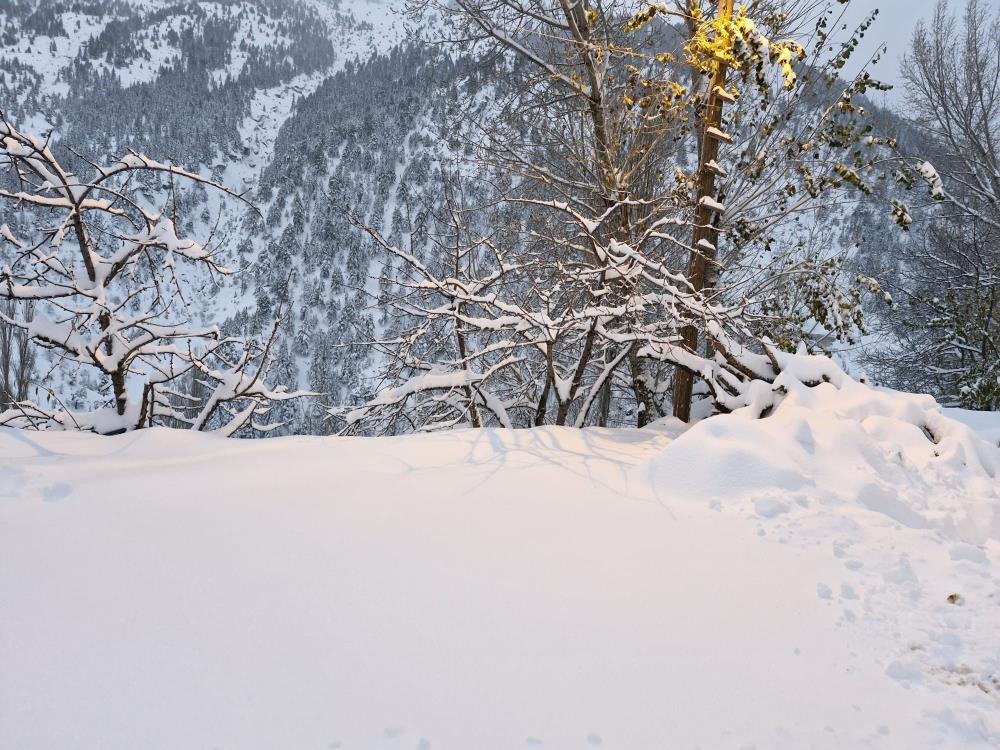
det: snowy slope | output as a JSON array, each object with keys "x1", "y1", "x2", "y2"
[{"x1": 1, "y1": 389, "x2": 998, "y2": 749}]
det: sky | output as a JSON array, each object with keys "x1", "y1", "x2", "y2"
[{"x1": 841, "y1": 0, "x2": 942, "y2": 99}]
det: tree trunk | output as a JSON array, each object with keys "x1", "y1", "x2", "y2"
[{"x1": 672, "y1": 0, "x2": 734, "y2": 422}]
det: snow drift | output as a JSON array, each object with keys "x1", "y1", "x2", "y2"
[
  {"x1": 1, "y1": 365, "x2": 998, "y2": 749},
  {"x1": 646, "y1": 353, "x2": 999, "y2": 543}
]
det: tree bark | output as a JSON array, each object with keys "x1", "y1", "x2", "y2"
[{"x1": 672, "y1": 0, "x2": 734, "y2": 422}]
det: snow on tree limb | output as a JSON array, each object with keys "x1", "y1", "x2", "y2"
[{"x1": 0, "y1": 112, "x2": 307, "y2": 434}]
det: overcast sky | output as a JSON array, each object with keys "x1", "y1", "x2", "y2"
[{"x1": 841, "y1": 0, "x2": 942, "y2": 100}]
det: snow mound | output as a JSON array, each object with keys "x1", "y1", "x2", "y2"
[{"x1": 645, "y1": 355, "x2": 1000, "y2": 544}]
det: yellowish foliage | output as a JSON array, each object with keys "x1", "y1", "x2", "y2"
[
  {"x1": 626, "y1": 3, "x2": 806, "y2": 91},
  {"x1": 686, "y1": 6, "x2": 804, "y2": 89}
]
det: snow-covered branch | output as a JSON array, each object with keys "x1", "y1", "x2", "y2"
[{"x1": 0, "y1": 113, "x2": 307, "y2": 434}]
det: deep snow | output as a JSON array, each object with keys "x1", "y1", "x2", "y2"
[{"x1": 1, "y1": 390, "x2": 998, "y2": 749}]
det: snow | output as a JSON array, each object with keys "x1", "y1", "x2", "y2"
[
  {"x1": 128, "y1": 0, "x2": 408, "y2": 332},
  {"x1": 919, "y1": 160, "x2": 946, "y2": 199},
  {"x1": 96, "y1": 12, "x2": 183, "y2": 88},
  {"x1": 698, "y1": 194, "x2": 726, "y2": 213},
  {"x1": 705, "y1": 158, "x2": 728, "y2": 176},
  {"x1": 2, "y1": 383, "x2": 999, "y2": 749},
  {"x1": 0, "y1": 12, "x2": 109, "y2": 98},
  {"x1": 713, "y1": 85, "x2": 737, "y2": 103},
  {"x1": 210, "y1": 4, "x2": 292, "y2": 85},
  {"x1": 949, "y1": 407, "x2": 1000, "y2": 448},
  {"x1": 704, "y1": 125, "x2": 733, "y2": 143}
]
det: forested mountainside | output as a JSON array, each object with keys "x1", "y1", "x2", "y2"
[
  {"x1": 0, "y1": 0, "x2": 990, "y2": 434},
  {"x1": 2, "y1": 0, "x2": 343, "y2": 158},
  {"x1": 231, "y1": 45, "x2": 475, "y2": 433},
  {"x1": 0, "y1": 0, "x2": 416, "y2": 430},
  {"x1": 1, "y1": 0, "x2": 515, "y2": 433}
]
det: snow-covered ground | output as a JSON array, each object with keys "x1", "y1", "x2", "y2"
[
  {"x1": 1, "y1": 379, "x2": 998, "y2": 749},
  {"x1": 0, "y1": 11, "x2": 110, "y2": 99}
]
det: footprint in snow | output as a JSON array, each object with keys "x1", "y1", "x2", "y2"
[
  {"x1": 754, "y1": 497, "x2": 790, "y2": 519},
  {"x1": 42, "y1": 482, "x2": 71, "y2": 502},
  {"x1": 949, "y1": 544, "x2": 988, "y2": 566}
]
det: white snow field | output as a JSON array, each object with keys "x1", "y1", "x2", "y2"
[{"x1": 2, "y1": 371, "x2": 999, "y2": 749}]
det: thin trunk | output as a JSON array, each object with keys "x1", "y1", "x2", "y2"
[
  {"x1": 597, "y1": 378, "x2": 611, "y2": 427},
  {"x1": 534, "y1": 343, "x2": 554, "y2": 426},
  {"x1": 629, "y1": 343, "x2": 658, "y2": 427},
  {"x1": 672, "y1": 0, "x2": 734, "y2": 422},
  {"x1": 454, "y1": 306, "x2": 482, "y2": 428},
  {"x1": 556, "y1": 320, "x2": 599, "y2": 425}
]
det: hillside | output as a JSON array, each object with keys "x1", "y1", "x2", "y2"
[{"x1": 2, "y1": 366, "x2": 998, "y2": 749}]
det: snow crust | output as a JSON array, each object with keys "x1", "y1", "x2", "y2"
[{"x1": 1, "y1": 381, "x2": 998, "y2": 749}]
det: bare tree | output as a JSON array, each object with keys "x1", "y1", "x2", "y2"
[
  {"x1": 887, "y1": 0, "x2": 1000, "y2": 409},
  {"x1": 0, "y1": 113, "x2": 308, "y2": 434},
  {"x1": 902, "y1": 0, "x2": 1000, "y2": 229},
  {"x1": 0, "y1": 299, "x2": 35, "y2": 407},
  {"x1": 344, "y1": 0, "x2": 897, "y2": 432}
]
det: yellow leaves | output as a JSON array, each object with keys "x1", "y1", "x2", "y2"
[
  {"x1": 619, "y1": 1, "x2": 806, "y2": 123},
  {"x1": 666, "y1": 80, "x2": 688, "y2": 100},
  {"x1": 624, "y1": 5, "x2": 660, "y2": 33},
  {"x1": 773, "y1": 41, "x2": 806, "y2": 89},
  {"x1": 622, "y1": 78, "x2": 687, "y2": 113},
  {"x1": 685, "y1": 6, "x2": 740, "y2": 72},
  {"x1": 682, "y1": 5, "x2": 805, "y2": 90},
  {"x1": 775, "y1": 46, "x2": 797, "y2": 88}
]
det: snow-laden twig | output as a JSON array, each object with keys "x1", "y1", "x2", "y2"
[{"x1": 0, "y1": 113, "x2": 307, "y2": 434}]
